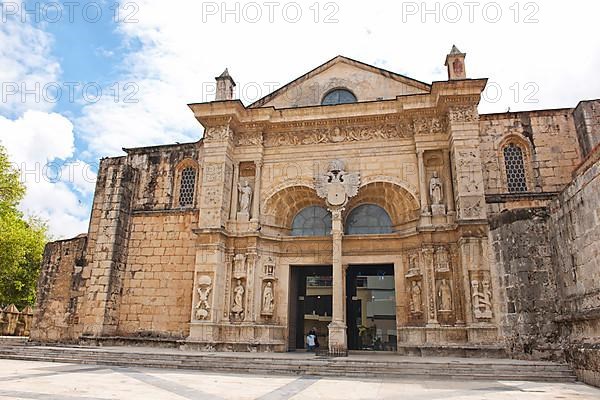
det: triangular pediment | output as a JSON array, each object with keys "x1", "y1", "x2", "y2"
[{"x1": 249, "y1": 56, "x2": 430, "y2": 109}]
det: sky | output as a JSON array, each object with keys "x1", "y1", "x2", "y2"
[{"x1": 1, "y1": 0, "x2": 599, "y2": 239}]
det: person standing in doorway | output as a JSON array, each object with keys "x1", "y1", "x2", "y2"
[{"x1": 306, "y1": 331, "x2": 316, "y2": 352}]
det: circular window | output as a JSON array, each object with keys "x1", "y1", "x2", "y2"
[{"x1": 321, "y1": 89, "x2": 357, "y2": 105}]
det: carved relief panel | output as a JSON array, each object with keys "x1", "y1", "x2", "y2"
[
  {"x1": 405, "y1": 251, "x2": 424, "y2": 323},
  {"x1": 193, "y1": 274, "x2": 213, "y2": 321},
  {"x1": 469, "y1": 271, "x2": 494, "y2": 320}
]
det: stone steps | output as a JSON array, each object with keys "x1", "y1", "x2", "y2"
[
  {"x1": 0, "y1": 345, "x2": 577, "y2": 382},
  {"x1": 0, "y1": 336, "x2": 28, "y2": 346}
]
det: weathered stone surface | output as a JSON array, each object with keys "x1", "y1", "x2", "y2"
[
  {"x1": 27, "y1": 52, "x2": 600, "y2": 386},
  {"x1": 30, "y1": 236, "x2": 86, "y2": 342}
]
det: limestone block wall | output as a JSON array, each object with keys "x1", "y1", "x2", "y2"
[
  {"x1": 125, "y1": 142, "x2": 202, "y2": 211},
  {"x1": 30, "y1": 236, "x2": 87, "y2": 342},
  {"x1": 490, "y1": 146, "x2": 600, "y2": 386},
  {"x1": 549, "y1": 147, "x2": 600, "y2": 386},
  {"x1": 117, "y1": 211, "x2": 198, "y2": 338},
  {"x1": 480, "y1": 109, "x2": 581, "y2": 202},
  {"x1": 80, "y1": 157, "x2": 136, "y2": 337},
  {"x1": 573, "y1": 99, "x2": 600, "y2": 158},
  {"x1": 489, "y1": 208, "x2": 562, "y2": 360}
]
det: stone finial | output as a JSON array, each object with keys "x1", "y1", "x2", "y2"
[
  {"x1": 445, "y1": 45, "x2": 467, "y2": 80},
  {"x1": 215, "y1": 68, "x2": 236, "y2": 101}
]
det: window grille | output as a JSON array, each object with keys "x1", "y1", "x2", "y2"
[
  {"x1": 179, "y1": 167, "x2": 196, "y2": 206},
  {"x1": 503, "y1": 143, "x2": 528, "y2": 193}
]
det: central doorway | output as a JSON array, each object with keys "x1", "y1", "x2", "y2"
[
  {"x1": 346, "y1": 264, "x2": 397, "y2": 351},
  {"x1": 289, "y1": 266, "x2": 332, "y2": 350}
]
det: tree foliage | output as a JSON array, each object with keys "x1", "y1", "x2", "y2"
[{"x1": 0, "y1": 144, "x2": 48, "y2": 308}]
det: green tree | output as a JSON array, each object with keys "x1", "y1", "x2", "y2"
[{"x1": 0, "y1": 144, "x2": 48, "y2": 308}]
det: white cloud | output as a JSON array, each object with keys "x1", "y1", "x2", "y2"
[
  {"x1": 0, "y1": 17, "x2": 93, "y2": 239},
  {"x1": 3, "y1": 0, "x2": 600, "y2": 238},
  {"x1": 0, "y1": 111, "x2": 92, "y2": 239},
  {"x1": 0, "y1": 19, "x2": 61, "y2": 116},
  {"x1": 76, "y1": 0, "x2": 600, "y2": 159}
]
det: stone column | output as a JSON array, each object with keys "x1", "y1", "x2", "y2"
[
  {"x1": 443, "y1": 149, "x2": 455, "y2": 213},
  {"x1": 417, "y1": 150, "x2": 430, "y2": 215},
  {"x1": 230, "y1": 162, "x2": 239, "y2": 220},
  {"x1": 328, "y1": 208, "x2": 347, "y2": 351},
  {"x1": 422, "y1": 247, "x2": 439, "y2": 327},
  {"x1": 251, "y1": 161, "x2": 262, "y2": 223}
]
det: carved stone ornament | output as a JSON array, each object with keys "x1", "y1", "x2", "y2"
[
  {"x1": 204, "y1": 125, "x2": 231, "y2": 141},
  {"x1": 461, "y1": 199, "x2": 483, "y2": 219},
  {"x1": 231, "y1": 279, "x2": 245, "y2": 320},
  {"x1": 236, "y1": 131, "x2": 263, "y2": 146},
  {"x1": 194, "y1": 275, "x2": 212, "y2": 320},
  {"x1": 238, "y1": 179, "x2": 253, "y2": 215},
  {"x1": 412, "y1": 117, "x2": 446, "y2": 135},
  {"x1": 315, "y1": 160, "x2": 360, "y2": 208},
  {"x1": 448, "y1": 105, "x2": 478, "y2": 123},
  {"x1": 429, "y1": 171, "x2": 444, "y2": 205},
  {"x1": 261, "y1": 282, "x2": 274, "y2": 316},
  {"x1": 437, "y1": 279, "x2": 453, "y2": 312},
  {"x1": 233, "y1": 253, "x2": 247, "y2": 279},
  {"x1": 405, "y1": 253, "x2": 421, "y2": 278},
  {"x1": 434, "y1": 247, "x2": 450, "y2": 272},
  {"x1": 265, "y1": 124, "x2": 407, "y2": 147},
  {"x1": 410, "y1": 280, "x2": 423, "y2": 314},
  {"x1": 471, "y1": 279, "x2": 493, "y2": 319}
]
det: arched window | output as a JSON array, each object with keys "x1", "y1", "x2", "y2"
[
  {"x1": 321, "y1": 89, "x2": 357, "y2": 105},
  {"x1": 345, "y1": 204, "x2": 393, "y2": 235},
  {"x1": 503, "y1": 143, "x2": 528, "y2": 193},
  {"x1": 291, "y1": 206, "x2": 332, "y2": 236},
  {"x1": 179, "y1": 167, "x2": 197, "y2": 207}
]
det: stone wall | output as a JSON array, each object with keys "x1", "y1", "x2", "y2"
[
  {"x1": 480, "y1": 109, "x2": 581, "y2": 197},
  {"x1": 549, "y1": 146, "x2": 600, "y2": 386},
  {"x1": 30, "y1": 235, "x2": 87, "y2": 342},
  {"x1": 480, "y1": 109, "x2": 582, "y2": 219},
  {"x1": 117, "y1": 211, "x2": 198, "y2": 338},
  {"x1": 573, "y1": 99, "x2": 600, "y2": 158},
  {"x1": 489, "y1": 208, "x2": 562, "y2": 360},
  {"x1": 490, "y1": 146, "x2": 600, "y2": 386}
]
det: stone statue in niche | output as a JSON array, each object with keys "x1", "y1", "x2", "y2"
[
  {"x1": 471, "y1": 279, "x2": 493, "y2": 319},
  {"x1": 429, "y1": 171, "x2": 446, "y2": 216},
  {"x1": 410, "y1": 280, "x2": 423, "y2": 314},
  {"x1": 237, "y1": 179, "x2": 253, "y2": 221},
  {"x1": 194, "y1": 275, "x2": 212, "y2": 320},
  {"x1": 430, "y1": 171, "x2": 443, "y2": 205},
  {"x1": 437, "y1": 279, "x2": 453, "y2": 312},
  {"x1": 261, "y1": 282, "x2": 274, "y2": 315},
  {"x1": 231, "y1": 279, "x2": 245, "y2": 320}
]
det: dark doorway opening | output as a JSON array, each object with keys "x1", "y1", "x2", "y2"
[
  {"x1": 346, "y1": 264, "x2": 397, "y2": 351},
  {"x1": 288, "y1": 266, "x2": 332, "y2": 351}
]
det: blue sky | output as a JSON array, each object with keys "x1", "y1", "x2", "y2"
[{"x1": 1, "y1": 0, "x2": 599, "y2": 238}]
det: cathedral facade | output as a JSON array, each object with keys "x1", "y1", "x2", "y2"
[{"x1": 31, "y1": 47, "x2": 600, "y2": 382}]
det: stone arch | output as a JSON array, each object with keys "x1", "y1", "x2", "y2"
[
  {"x1": 344, "y1": 181, "x2": 420, "y2": 228},
  {"x1": 497, "y1": 134, "x2": 535, "y2": 193},
  {"x1": 262, "y1": 184, "x2": 325, "y2": 230}
]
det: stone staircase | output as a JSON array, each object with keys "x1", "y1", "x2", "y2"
[
  {"x1": 0, "y1": 336, "x2": 28, "y2": 346},
  {"x1": 0, "y1": 344, "x2": 577, "y2": 382}
]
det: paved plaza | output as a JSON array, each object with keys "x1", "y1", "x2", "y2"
[{"x1": 0, "y1": 358, "x2": 598, "y2": 400}]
